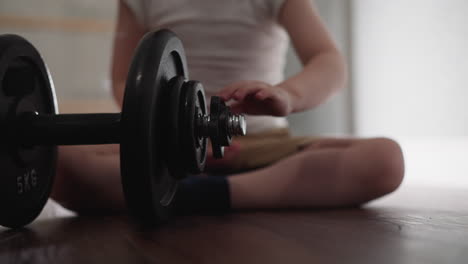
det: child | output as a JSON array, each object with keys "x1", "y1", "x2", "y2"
[{"x1": 52, "y1": 0, "x2": 404, "y2": 214}]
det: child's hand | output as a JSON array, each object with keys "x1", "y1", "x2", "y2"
[{"x1": 217, "y1": 81, "x2": 293, "y2": 116}]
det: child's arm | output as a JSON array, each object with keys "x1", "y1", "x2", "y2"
[
  {"x1": 218, "y1": 0, "x2": 347, "y2": 116},
  {"x1": 278, "y1": 0, "x2": 347, "y2": 112},
  {"x1": 111, "y1": 0, "x2": 147, "y2": 106}
]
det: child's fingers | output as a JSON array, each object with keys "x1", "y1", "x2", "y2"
[
  {"x1": 233, "y1": 85, "x2": 264, "y2": 101},
  {"x1": 255, "y1": 89, "x2": 274, "y2": 100},
  {"x1": 218, "y1": 81, "x2": 269, "y2": 101},
  {"x1": 232, "y1": 81, "x2": 271, "y2": 101},
  {"x1": 229, "y1": 100, "x2": 267, "y2": 115},
  {"x1": 228, "y1": 102, "x2": 245, "y2": 114},
  {"x1": 217, "y1": 81, "x2": 251, "y2": 100}
]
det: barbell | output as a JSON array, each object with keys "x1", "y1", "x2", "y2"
[{"x1": 0, "y1": 29, "x2": 246, "y2": 228}]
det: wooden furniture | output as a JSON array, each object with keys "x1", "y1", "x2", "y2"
[{"x1": 1, "y1": 185, "x2": 467, "y2": 263}]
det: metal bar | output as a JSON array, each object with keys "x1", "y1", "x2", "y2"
[{"x1": 17, "y1": 112, "x2": 121, "y2": 146}]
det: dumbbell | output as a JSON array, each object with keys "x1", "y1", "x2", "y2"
[{"x1": 0, "y1": 29, "x2": 246, "y2": 228}]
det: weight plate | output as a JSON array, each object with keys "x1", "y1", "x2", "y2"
[
  {"x1": 0, "y1": 35, "x2": 58, "y2": 228},
  {"x1": 209, "y1": 96, "x2": 231, "y2": 158},
  {"x1": 181, "y1": 81, "x2": 207, "y2": 174},
  {"x1": 167, "y1": 76, "x2": 186, "y2": 179},
  {"x1": 121, "y1": 30, "x2": 188, "y2": 224}
]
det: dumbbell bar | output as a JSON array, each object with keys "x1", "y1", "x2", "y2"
[
  {"x1": 0, "y1": 30, "x2": 246, "y2": 228},
  {"x1": 15, "y1": 112, "x2": 121, "y2": 146},
  {"x1": 15, "y1": 104, "x2": 245, "y2": 148}
]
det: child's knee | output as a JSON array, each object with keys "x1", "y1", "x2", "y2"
[{"x1": 364, "y1": 137, "x2": 405, "y2": 195}]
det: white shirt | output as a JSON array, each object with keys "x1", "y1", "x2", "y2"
[{"x1": 124, "y1": 0, "x2": 289, "y2": 133}]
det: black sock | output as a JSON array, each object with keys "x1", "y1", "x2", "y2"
[{"x1": 172, "y1": 176, "x2": 231, "y2": 215}]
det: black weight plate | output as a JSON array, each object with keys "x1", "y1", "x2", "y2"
[
  {"x1": 166, "y1": 75, "x2": 186, "y2": 180},
  {"x1": 121, "y1": 30, "x2": 188, "y2": 224},
  {"x1": 0, "y1": 35, "x2": 57, "y2": 228},
  {"x1": 181, "y1": 81, "x2": 207, "y2": 174},
  {"x1": 209, "y1": 96, "x2": 230, "y2": 158}
]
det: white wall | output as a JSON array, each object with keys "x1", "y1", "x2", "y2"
[
  {"x1": 352, "y1": 0, "x2": 468, "y2": 188},
  {"x1": 353, "y1": 0, "x2": 468, "y2": 137},
  {"x1": 0, "y1": 0, "x2": 116, "y2": 101},
  {"x1": 287, "y1": 0, "x2": 353, "y2": 136}
]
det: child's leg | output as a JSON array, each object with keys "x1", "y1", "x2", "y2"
[
  {"x1": 228, "y1": 137, "x2": 404, "y2": 209},
  {"x1": 52, "y1": 145, "x2": 125, "y2": 212},
  {"x1": 52, "y1": 137, "x2": 404, "y2": 213}
]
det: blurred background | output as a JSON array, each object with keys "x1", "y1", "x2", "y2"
[{"x1": 1, "y1": 0, "x2": 467, "y2": 189}]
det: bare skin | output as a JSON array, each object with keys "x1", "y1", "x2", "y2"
[{"x1": 51, "y1": 0, "x2": 404, "y2": 213}]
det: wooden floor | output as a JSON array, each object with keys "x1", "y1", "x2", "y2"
[{"x1": 1, "y1": 185, "x2": 468, "y2": 264}]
